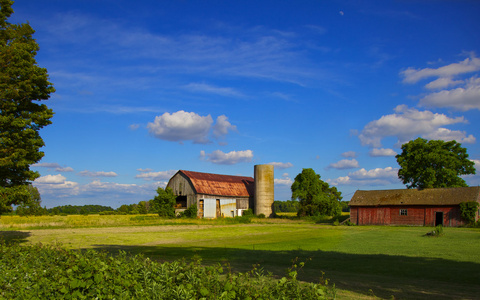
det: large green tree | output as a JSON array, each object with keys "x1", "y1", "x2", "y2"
[
  {"x1": 291, "y1": 168, "x2": 342, "y2": 217},
  {"x1": 0, "y1": 0, "x2": 54, "y2": 211},
  {"x1": 396, "y1": 138, "x2": 476, "y2": 189},
  {"x1": 151, "y1": 187, "x2": 176, "y2": 218}
]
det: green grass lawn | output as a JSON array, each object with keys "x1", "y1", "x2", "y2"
[{"x1": 1, "y1": 215, "x2": 479, "y2": 299}]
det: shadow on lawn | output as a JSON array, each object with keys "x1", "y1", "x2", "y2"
[
  {"x1": 89, "y1": 243, "x2": 480, "y2": 300},
  {"x1": 0, "y1": 231, "x2": 31, "y2": 244}
]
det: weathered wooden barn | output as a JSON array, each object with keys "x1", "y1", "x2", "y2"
[
  {"x1": 349, "y1": 187, "x2": 480, "y2": 227},
  {"x1": 166, "y1": 170, "x2": 255, "y2": 218}
]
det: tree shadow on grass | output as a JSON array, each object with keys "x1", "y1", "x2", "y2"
[
  {"x1": 89, "y1": 244, "x2": 480, "y2": 300},
  {"x1": 0, "y1": 231, "x2": 31, "y2": 244}
]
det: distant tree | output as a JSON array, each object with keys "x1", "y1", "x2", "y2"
[
  {"x1": 396, "y1": 138, "x2": 476, "y2": 189},
  {"x1": 273, "y1": 200, "x2": 299, "y2": 213},
  {"x1": 15, "y1": 185, "x2": 47, "y2": 216},
  {"x1": 0, "y1": 0, "x2": 55, "y2": 212},
  {"x1": 291, "y1": 168, "x2": 342, "y2": 217},
  {"x1": 137, "y1": 201, "x2": 148, "y2": 214},
  {"x1": 151, "y1": 187, "x2": 176, "y2": 218}
]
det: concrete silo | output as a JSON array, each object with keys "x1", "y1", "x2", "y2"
[{"x1": 254, "y1": 164, "x2": 274, "y2": 217}]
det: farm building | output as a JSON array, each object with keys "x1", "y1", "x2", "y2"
[
  {"x1": 349, "y1": 187, "x2": 480, "y2": 227},
  {"x1": 166, "y1": 165, "x2": 274, "y2": 218}
]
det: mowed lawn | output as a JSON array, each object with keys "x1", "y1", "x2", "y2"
[{"x1": 1, "y1": 215, "x2": 479, "y2": 299}]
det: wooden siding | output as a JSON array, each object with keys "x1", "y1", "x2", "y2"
[{"x1": 350, "y1": 205, "x2": 466, "y2": 227}]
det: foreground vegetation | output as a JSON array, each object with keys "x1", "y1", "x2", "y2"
[
  {"x1": 1, "y1": 215, "x2": 480, "y2": 299},
  {"x1": 0, "y1": 242, "x2": 333, "y2": 299}
]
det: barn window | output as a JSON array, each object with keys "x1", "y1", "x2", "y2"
[{"x1": 400, "y1": 209, "x2": 408, "y2": 216}]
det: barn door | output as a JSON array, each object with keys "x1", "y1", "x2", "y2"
[
  {"x1": 435, "y1": 211, "x2": 444, "y2": 226},
  {"x1": 203, "y1": 198, "x2": 216, "y2": 218}
]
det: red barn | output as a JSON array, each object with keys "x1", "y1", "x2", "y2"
[{"x1": 349, "y1": 187, "x2": 480, "y2": 227}]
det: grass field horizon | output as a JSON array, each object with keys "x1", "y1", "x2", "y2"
[{"x1": 1, "y1": 214, "x2": 479, "y2": 299}]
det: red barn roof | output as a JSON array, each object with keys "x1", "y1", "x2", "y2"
[{"x1": 176, "y1": 170, "x2": 254, "y2": 197}]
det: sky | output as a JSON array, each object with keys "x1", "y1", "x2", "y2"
[{"x1": 8, "y1": 0, "x2": 480, "y2": 208}]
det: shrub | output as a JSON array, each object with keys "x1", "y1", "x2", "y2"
[
  {"x1": 257, "y1": 213, "x2": 266, "y2": 219},
  {"x1": 0, "y1": 242, "x2": 335, "y2": 299},
  {"x1": 183, "y1": 203, "x2": 198, "y2": 218},
  {"x1": 242, "y1": 208, "x2": 254, "y2": 216},
  {"x1": 459, "y1": 201, "x2": 479, "y2": 225}
]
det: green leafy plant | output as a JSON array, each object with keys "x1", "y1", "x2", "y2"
[
  {"x1": 0, "y1": 241, "x2": 335, "y2": 299},
  {"x1": 459, "y1": 201, "x2": 479, "y2": 225}
]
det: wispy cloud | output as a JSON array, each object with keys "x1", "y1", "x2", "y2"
[
  {"x1": 32, "y1": 162, "x2": 74, "y2": 172},
  {"x1": 79, "y1": 170, "x2": 118, "y2": 177}
]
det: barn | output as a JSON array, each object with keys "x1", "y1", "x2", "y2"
[
  {"x1": 349, "y1": 187, "x2": 480, "y2": 227},
  {"x1": 166, "y1": 165, "x2": 274, "y2": 218}
]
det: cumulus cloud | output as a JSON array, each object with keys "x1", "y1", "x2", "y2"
[
  {"x1": 200, "y1": 149, "x2": 253, "y2": 165},
  {"x1": 401, "y1": 54, "x2": 480, "y2": 84},
  {"x1": 423, "y1": 128, "x2": 476, "y2": 144},
  {"x1": 425, "y1": 77, "x2": 464, "y2": 90},
  {"x1": 327, "y1": 159, "x2": 359, "y2": 170},
  {"x1": 79, "y1": 170, "x2": 118, "y2": 177},
  {"x1": 213, "y1": 115, "x2": 237, "y2": 138},
  {"x1": 35, "y1": 174, "x2": 68, "y2": 184},
  {"x1": 147, "y1": 110, "x2": 213, "y2": 144},
  {"x1": 341, "y1": 151, "x2": 357, "y2": 158},
  {"x1": 275, "y1": 173, "x2": 293, "y2": 186},
  {"x1": 32, "y1": 163, "x2": 74, "y2": 172},
  {"x1": 135, "y1": 170, "x2": 177, "y2": 181},
  {"x1": 419, "y1": 76, "x2": 480, "y2": 111},
  {"x1": 147, "y1": 111, "x2": 238, "y2": 144},
  {"x1": 34, "y1": 175, "x2": 80, "y2": 198},
  {"x1": 328, "y1": 167, "x2": 400, "y2": 186},
  {"x1": 268, "y1": 162, "x2": 293, "y2": 169},
  {"x1": 358, "y1": 105, "x2": 470, "y2": 147},
  {"x1": 369, "y1": 148, "x2": 397, "y2": 157}
]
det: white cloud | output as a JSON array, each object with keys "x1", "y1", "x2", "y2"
[
  {"x1": 135, "y1": 170, "x2": 177, "y2": 181},
  {"x1": 79, "y1": 170, "x2": 118, "y2": 177},
  {"x1": 358, "y1": 105, "x2": 468, "y2": 147},
  {"x1": 328, "y1": 167, "x2": 400, "y2": 186},
  {"x1": 327, "y1": 159, "x2": 359, "y2": 170},
  {"x1": 268, "y1": 162, "x2": 293, "y2": 169},
  {"x1": 419, "y1": 76, "x2": 480, "y2": 111},
  {"x1": 423, "y1": 128, "x2": 476, "y2": 144},
  {"x1": 274, "y1": 173, "x2": 293, "y2": 186},
  {"x1": 425, "y1": 77, "x2": 464, "y2": 90},
  {"x1": 274, "y1": 178, "x2": 293, "y2": 186},
  {"x1": 213, "y1": 115, "x2": 237, "y2": 139},
  {"x1": 472, "y1": 159, "x2": 480, "y2": 171},
  {"x1": 184, "y1": 83, "x2": 243, "y2": 97},
  {"x1": 341, "y1": 151, "x2": 357, "y2": 158},
  {"x1": 32, "y1": 163, "x2": 74, "y2": 172},
  {"x1": 35, "y1": 174, "x2": 68, "y2": 184},
  {"x1": 200, "y1": 149, "x2": 253, "y2": 165},
  {"x1": 34, "y1": 175, "x2": 80, "y2": 198},
  {"x1": 401, "y1": 54, "x2": 480, "y2": 84},
  {"x1": 369, "y1": 148, "x2": 397, "y2": 157},
  {"x1": 147, "y1": 110, "x2": 213, "y2": 144}
]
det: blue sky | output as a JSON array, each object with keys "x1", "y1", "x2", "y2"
[{"x1": 10, "y1": 0, "x2": 480, "y2": 208}]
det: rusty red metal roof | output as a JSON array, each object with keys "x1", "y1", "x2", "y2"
[
  {"x1": 350, "y1": 187, "x2": 480, "y2": 206},
  {"x1": 179, "y1": 170, "x2": 254, "y2": 197}
]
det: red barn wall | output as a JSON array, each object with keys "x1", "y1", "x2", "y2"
[{"x1": 351, "y1": 205, "x2": 466, "y2": 227}]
